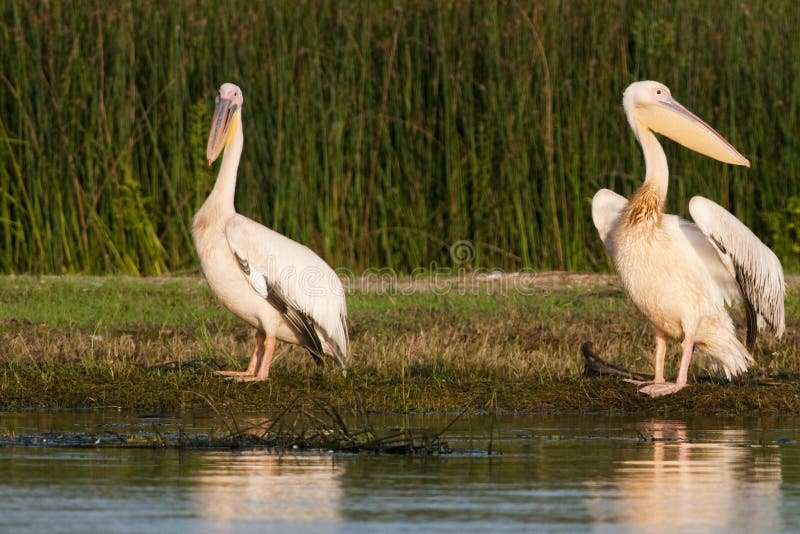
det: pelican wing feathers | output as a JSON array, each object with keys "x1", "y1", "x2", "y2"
[
  {"x1": 591, "y1": 189, "x2": 628, "y2": 254},
  {"x1": 689, "y1": 196, "x2": 785, "y2": 348},
  {"x1": 225, "y1": 214, "x2": 349, "y2": 366}
]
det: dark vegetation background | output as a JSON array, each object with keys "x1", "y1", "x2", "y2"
[{"x1": 1, "y1": 0, "x2": 798, "y2": 275}]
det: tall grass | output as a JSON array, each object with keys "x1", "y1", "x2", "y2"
[{"x1": 1, "y1": 0, "x2": 798, "y2": 275}]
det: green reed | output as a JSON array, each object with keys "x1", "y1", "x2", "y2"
[{"x1": 1, "y1": 0, "x2": 798, "y2": 275}]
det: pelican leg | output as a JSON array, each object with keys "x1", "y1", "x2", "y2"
[
  {"x1": 624, "y1": 331, "x2": 667, "y2": 386},
  {"x1": 675, "y1": 333, "x2": 693, "y2": 388},
  {"x1": 653, "y1": 331, "x2": 666, "y2": 383},
  {"x1": 215, "y1": 331, "x2": 265, "y2": 378},
  {"x1": 639, "y1": 332, "x2": 693, "y2": 397},
  {"x1": 235, "y1": 334, "x2": 276, "y2": 382}
]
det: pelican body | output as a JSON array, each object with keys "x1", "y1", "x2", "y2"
[
  {"x1": 193, "y1": 83, "x2": 348, "y2": 381},
  {"x1": 592, "y1": 81, "x2": 784, "y2": 397}
]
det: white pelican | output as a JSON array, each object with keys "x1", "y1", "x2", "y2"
[
  {"x1": 192, "y1": 83, "x2": 348, "y2": 381},
  {"x1": 592, "y1": 81, "x2": 785, "y2": 397}
]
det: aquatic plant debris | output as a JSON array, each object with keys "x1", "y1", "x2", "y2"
[{"x1": 0, "y1": 404, "x2": 454, "y2": 454}]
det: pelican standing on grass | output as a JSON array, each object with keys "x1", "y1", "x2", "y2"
[
  {"x1": 592, "y1": 81, "x2": 784, "y2": 397},
  {"x1": 192, "y1": 83, "x2": 349, "y2": 381}
]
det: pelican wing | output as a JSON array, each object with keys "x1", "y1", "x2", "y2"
[
  {"x1": 673, "y1": 216, "x2": 740, "y2": 307},
  {"x1": 593, "y1": 188, "x2": 741, "y2": 308},
  {"x1": 591, "y1": 189, "x2": 628, "y2": 254},
  {"x1": 232, "y1": 250, "x2": 325, "y2": 365},
  {"x1": 225, "y1": 214, "x2": 349, "y2": 366},
  {"x1": 689, "y1": 196, "x2": 785, "y2": 348}
]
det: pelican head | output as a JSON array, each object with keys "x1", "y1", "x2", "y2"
[
  {"x1": 623, "y1": 80, "x2": 749, "y2": 167},
  {"x1": 206, "y1": 83, "x2": 244, "y2": 164}
]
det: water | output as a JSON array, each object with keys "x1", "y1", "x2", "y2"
[{"x1": 1, "y1": 412, "x2": 800, "y2": 532}]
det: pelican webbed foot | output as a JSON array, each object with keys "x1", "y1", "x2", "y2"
[
  {"x1": 214, "y1": 370, "x2": 253, "y2": 377},
  {"x1": 638, "y1": 382, "x2": 687, "y2": 397},
  {"x1": 228, "y1": 375, "x2": 270, "y2": 383},
  {"x1": 213, "y1": 370, "x2": 270, "y2": 382},
  {"x1": 623, "y1": 378, "x2": 660, "y2": 386}
]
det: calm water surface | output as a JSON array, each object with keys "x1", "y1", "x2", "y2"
[{"x1": 1, "y1": 412, "x2": 800, "y2": 532}]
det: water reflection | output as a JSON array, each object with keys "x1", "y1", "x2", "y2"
[
  {"x1": 587, "y1": 420, "x2": 784, "y2": 532},
  {"x1": 0, "y1": 412, "x2": 798, "y2": 532},
  {"x1": 194, "y1": 453, "x2": 343, "y2": 526},
  {"x1": 190, "y1": 415, "x2": 346, "y2": 526}
]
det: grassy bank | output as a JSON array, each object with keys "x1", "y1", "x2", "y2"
[
  {"x1": 0, "y1": 274, "x2": 798, "y2": 416},
  {"x1": 1, "y1": 1, "x2": 799, "y2": 275}
]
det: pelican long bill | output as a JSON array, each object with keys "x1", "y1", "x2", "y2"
[
  {"x1": 206, "y1": 96, "x2": 239, "y2": 164},
  {"x1": 639, "y1": 96, "x2": 750, "y2": 167}
]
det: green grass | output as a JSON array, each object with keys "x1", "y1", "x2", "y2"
[
  {"x1": 0, "y1": 274, "x2": 798, "y2": 415},
  {"x1": 1, "y1": 1, "x2": 799, "y2": 275}
]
